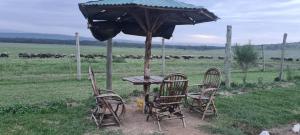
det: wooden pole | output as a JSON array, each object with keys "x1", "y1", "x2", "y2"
[
  {"x1": 161, "y1": 38, "x2": 165, "y2": 77},
  {"x1": 144, "y1": 31, "x2": 152, "y2": 107},
  {"x1": 75, "y1": 32, "x2": 81, "y2": 80},
  {"x1": 106, "y1": 38, "x2": 113, "y2": 90},
  {"x1": 261, "y1": 45, "x2": 265, "y2": 72},
  {"x1": 224, "y1": 25, "x2": 232, "y2": 88},
  {"x1": 279, "y1": 33, "x2": 287, "y2": 81}
]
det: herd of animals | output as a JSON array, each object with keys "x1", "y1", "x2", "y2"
[{"x1": 0, "y1": 52, "x2": 299, "y2": 61}]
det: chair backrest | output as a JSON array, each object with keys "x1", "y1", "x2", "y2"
[
  {"x1": 88, "y1": 66, "x2": 100, "y2": 96},
  {"x1": 158, "y1": 73, "x2": 188, "y2": 106},
  {"x1": 202, "y1": 68, "x2": 221, "y2": 89}
]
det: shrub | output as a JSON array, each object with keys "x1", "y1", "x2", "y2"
[{"x1": 234, "y1": 44, "x2": 258, "y2": 84}]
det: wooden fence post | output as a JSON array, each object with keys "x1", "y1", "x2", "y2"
[
  {"x1": 75, "y1": 32, "x2": 81, "y2": 80},
  {"x1": 106, "y1": 38, "x2": 113, "y2": 90},
  {"x1": 224, "y1": 25, "x2": 232, "y2": 88},
  {"x1": 279, "y1": 33, "x2": 287, "y2": 81},
  {"x1": 261, "y1": 45, "x2": 265, "y2": 72},
  {"x1": 161, "y1": 38, "x2": 165, "y2": 77}
]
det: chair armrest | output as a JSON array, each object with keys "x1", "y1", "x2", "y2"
[
  {"x1": 101, "y1": 89, "x2": 116, "y2": 94},
  {"x1": 190, "y1": 84, "x2": 204, "y2": 87},
  {"x1": 202, "y1": 88, "x2": 218, "y2": 91},
  {"x1": 95, "y1": 93, "x2": 124, "y2": 101}
]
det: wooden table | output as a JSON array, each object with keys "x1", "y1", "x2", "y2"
[
  {"x1": 122, "y1": 76, "x2": 164, "y2": 113},
  {"x1": 122, "y1": 76, "x2": 163, "y2": 85}
]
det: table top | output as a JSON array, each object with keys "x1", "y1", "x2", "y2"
[{"x1": 122, "y1": 76, "x2": 164, "y2": 85}]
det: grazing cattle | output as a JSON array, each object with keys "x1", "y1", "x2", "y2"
[
  {"x1": 171, "y1": 55, "x2": 180, "y2": 59},
  {"x1": 19, "y1": 53, "x2": 30, "y2": 58},
  {"x1": 165, "y1": 56, "x2": 171, "y2": 59},
  {"x1": 285, "y1": 58, "x2": 293, "y2": 62},
  {"x1": 182, "y1": 55, "x2": 193, "y2": 60},
  {"x1": 152, "y1": 55, "x2": 161, "y2": 59},
  {"x1": 136, "y1": 55, "x2": 143, "y2": 59},
  {"x1": 204, "y1": 56, "x2": 213, "y2": 59},
  {"x1": 0, "y1": 52, "x2": 9, "y2": 58},
  {"x1": 85, "y1": 54, "x2": 95, "y2": 59},
  {"x1": 198, "y1": 56, "x2": 205, "y2": 59},
  {"x1": 270, "y1": 57, "x2": 281, "y2": 61},
  {"x1": 218, "y1": 56, "x2": 224, "y2": 60},
  {"x1": 69, "y1": 54, "x2": 75, "y2": 58}
]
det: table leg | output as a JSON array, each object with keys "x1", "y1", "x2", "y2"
[{"x1": 143, "y1": 84, "x2": 150, "y2": 114}]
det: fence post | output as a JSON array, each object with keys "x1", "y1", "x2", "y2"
[
  {"x1": 261, "y1": 45, "x2": 265, "y2": 72},
  {"x1": 161, "y1": 38, "x2": 165, "y2": 77},
  {"x1": 279, "y1": 33, "x2": 287, "y2": 81},
  {"x1": 224, "y1": 25, "x2": 232, "y2": 88},
  {"x1": 75, "y1": 32, "x2": 81, "y2": 80},
  {"x1": 106, "y1": 38, "x2": 113, "y2": 90}
]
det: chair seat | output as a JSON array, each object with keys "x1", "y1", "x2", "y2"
[
  {"x1": 96, "y1": 93, "x2": 123, "y2": 99},
  {"x1": 188, "y1": 93, "x2": 209, "y2": 100}
]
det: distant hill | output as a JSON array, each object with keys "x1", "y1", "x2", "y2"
[
  {"x1": 0, "y1": 32, "x2": 299, "y2": 51},
  {"x1": 258, "y1": 42, "x2": 300, "y2": 50},
  {"x1": 0, "y1": 32, "x2": 95, "y2": 41},
  {"x1": 0, "y1": 32, "x2": 224, "y2": 50}
]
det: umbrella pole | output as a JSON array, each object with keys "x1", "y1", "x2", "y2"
[{"x1": 144, "y1": 31, "x2": 152, "y2": 111}]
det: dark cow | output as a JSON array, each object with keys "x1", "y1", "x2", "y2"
[
  {"x1": 218, "y1": 56, "x2": 224, "y2": 60},
  {"x1": 0, "y1": 52, "x2": 9, "y2": 58}
]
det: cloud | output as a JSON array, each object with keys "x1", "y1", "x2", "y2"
[
  {"x1": 186, "y1": 34, "x2": 224, "y2": 43},
  {"x1": 0, "y1": 0, "x2": 299, "y2": 45}
]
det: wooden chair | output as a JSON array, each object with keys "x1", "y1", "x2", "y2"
[
  {"x1": 187, "y1": 68, "x2": 221, "y2": 120},
  {"x1": 88, "y1": 66, "x2": 125, "y2": 127},
  {"x1": 147, "y1": 73, "x2": 188, "y2": 131}
]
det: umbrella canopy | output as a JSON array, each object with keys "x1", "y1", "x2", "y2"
[
  {"x1": 79, "y1": 0, "x2": 218, "y2": 41},
  {"x1": 78, "y1": 0, "x2": 218, "y2": 103}
]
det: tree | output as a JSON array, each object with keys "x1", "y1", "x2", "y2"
[{"x1": 234, "y1": 44, "x2": 258, "y2": 84}]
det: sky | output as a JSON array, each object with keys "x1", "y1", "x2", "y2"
[{"x1": 0, "y1": 0, "x2": 299, "y2": 46}]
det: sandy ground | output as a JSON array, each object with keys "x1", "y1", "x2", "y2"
[{"x1": 106, "y1": 101, "x2": 210, "y2": 135}]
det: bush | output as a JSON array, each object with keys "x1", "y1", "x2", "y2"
[{"x1": 234, "y1": 44, "x2": 258, "y2": 84}]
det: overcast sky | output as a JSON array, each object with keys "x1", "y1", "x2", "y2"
[{"x1": 0, "y1": 0, "x2": 299, "y2": 45}]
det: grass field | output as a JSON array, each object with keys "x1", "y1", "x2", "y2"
[{"x1": 1, "y1": 42, "x2": 300, "y2": 135}]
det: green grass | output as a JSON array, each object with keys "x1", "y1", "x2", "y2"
[
  {"x1": 1, "y1": 42, "x2": 300, "y2": 135},
  {"x1": 203, "y1": 82, "x2": 300, "y2": 135}
]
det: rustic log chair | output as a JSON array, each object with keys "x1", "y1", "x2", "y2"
[
  {"x1": 187, "y1": 68, "x2": 221, "y2": 120},
  {"x1": 88, "y1": 66, "x2": 125, "y2": 127},
  {"x1": 147, "y1": 73, "x2": 188, "y2": 131}
]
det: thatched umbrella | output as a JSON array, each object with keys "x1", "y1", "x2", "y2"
[{"x1": 79, "y1": 0, "x2": 218, "y2": 103}]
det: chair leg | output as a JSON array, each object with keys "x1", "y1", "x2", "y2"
[
  {"x1": 202, "y1": 99, "x2": 213, "y2": 120},
  {"x1": 212, "y1": 100, "x2": 218, "y2": 116},
  {"x1": 156, "y1": 114, "x2": 162, "y2": 132},
  {"x1": 182, "y1": 117, "x2": 186, "y2": 128},
  {"x1": 178, "y1": 106, "x2": 186, "y2": 128},
  {"x1": 101, "y1": 98, "x2": 121, "y2": 126}
]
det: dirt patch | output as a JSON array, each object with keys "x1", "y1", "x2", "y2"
[
  {"x1": 268, "y1": 123, "x2": 299, "y2": 135},
  {"x1": 104, "y1": 101, "x2": 211, "y2": 135}
]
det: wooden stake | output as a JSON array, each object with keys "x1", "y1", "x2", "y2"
[
  {"x1": 279, "y1": 33, "x2": 287, "y2": 81},
  {"x1": 161, "y1": 38, "x2": 165, "y2": 77},
  {"x1": 106, "y1": 38, "x2": 113, "y2": 90},
  {"x1": 224, "y1": 25, "x2": 232, "y2": 88},
  {"x1": 75, "y1": 32, "x2": 81, "y2": 80},
  {"x1": 144, "y1": 31, "x2": 152, "y2": 107},
  {"x1": 261, "y1": 45, "x2": 265, "y2": 72}
]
